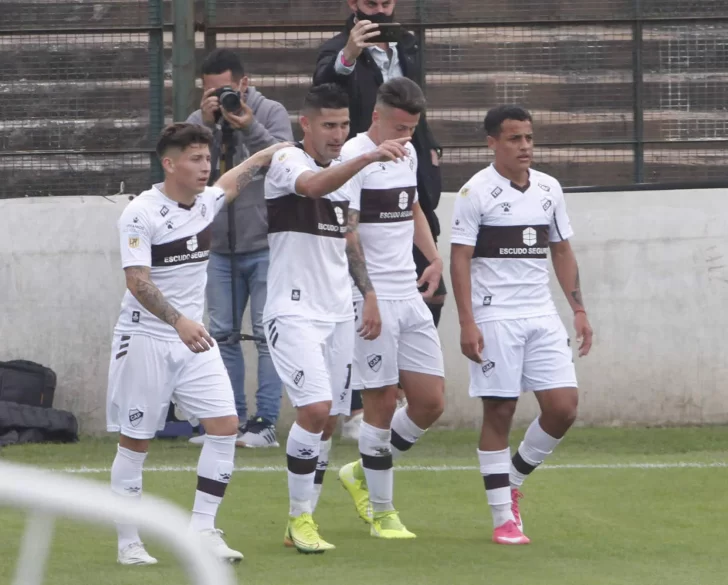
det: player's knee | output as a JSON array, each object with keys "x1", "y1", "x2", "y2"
[
  {"x1": 296, "y1": 401, "x2": 331, "y2": 432},
  {"x1": 119, "y1": 435, "x2": 150, "y2": 453},
  {"x1": 482, "y1": 398, "x2": 517, "y2": 429},
  {"x1": 417, "y1": 379, "x2": 445, "y2": 422},
  {"x1": 201, "y1": 414, "x2": 239, "y2": 437}
]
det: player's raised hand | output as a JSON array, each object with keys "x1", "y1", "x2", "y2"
[
  {"x1": 417, "y1": 257, "x2": 443, "y2": 301},
  {"x1": 357, "y1": 293, "x2": 382, "y2": 341},
  {"x1": 372, "y1": 137, "x2": 410, "y2": 163},
  {"x1": 574, "y1": 312, "x2": 593, "y2": 357},
  {"x1": 175, "y1": 316, "x2": 215, "y2": 353},
  {"x1": 460, "y1": 321, "x2": 484, "y2": 364}
]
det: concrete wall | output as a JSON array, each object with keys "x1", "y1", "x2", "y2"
[{"x1": 2, "y1": 188, "x2": 728, "y2": 434}]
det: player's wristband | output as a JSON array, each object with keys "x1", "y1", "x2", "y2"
[{"x1": 574, "y1": 309, "x2": 586, "y2": 316}]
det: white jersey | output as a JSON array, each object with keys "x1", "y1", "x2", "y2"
[
  {"x1": 115, "y1": 183, "x2": 227, "y2": 340},
  {"x1": 342, "y1": 133, "x2": 419, "y2": 302},
  {"x1": 263, "y1": 144, "x2": 356, "y2": 323},
  {"x1": 450, "y1": 164, "x2": 574, "y2": 323}
]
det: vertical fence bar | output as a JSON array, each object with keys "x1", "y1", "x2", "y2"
[
  {"x1": 173, "y1": 0, "x2": 197, "y2": 122},
  {"x1": 414, "y1": 0, "x2": 427, "y2": 91},
  {"x1": 204, "y1": 0, "x2": 218, "y2": 51},
  {"x1": 148, "y1": 0, "x2": 165, "y2": 183},
  {"x1": 632, "y1": 0, "x2": 645, "y2": 183}
]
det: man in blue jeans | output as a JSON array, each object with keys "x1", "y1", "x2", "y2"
[{"x1": 187, "y1": 49, "x2": 293, "y2": 447}]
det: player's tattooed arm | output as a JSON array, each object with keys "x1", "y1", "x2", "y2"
[
  {"x1": 344, "y1": 209, "x2": 374, "y2": 296},
  {"x1": 549, "y1": 240, "x2": 585, "y2": 312},
  {"x1": 124, "y1": 266, "x2": 182, "y2": 327},
  {"x1": 215, "y1": 142, "x2": 290, "y2": 203}
]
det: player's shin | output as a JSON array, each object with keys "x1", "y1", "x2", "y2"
[
  {"x1": 191, "y1": 434, "x2": 236, "y2": 531},
  {"x1": 478, "y1": 447, "x2": 515, "y2": 528},
  {"x1": 359, "y1": 422, "x2": 394, "y2": 512},
  {"x1": 311, "y1": 437, "x2": 331, "y2": 513},
  {"x1": 110, "y1": 444, "x2": 147, "y2": 550},
  {"x1": 287, "y1": 422, "x2": 322, "y2": 517},
  {"x1": 390, "y1": 407, "x2": 426, "y2": 459},
  {"x1": 510, "y1": 417, "x2": 563, "y2": 488}
]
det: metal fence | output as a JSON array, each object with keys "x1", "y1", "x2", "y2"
[{"x1": 1, "y1": 0, "x2": 726, "y2": 197}]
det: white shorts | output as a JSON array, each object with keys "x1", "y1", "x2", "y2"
[
  {"x1": 469, "y1": 314, "x2": 578, "y2": 399},
  {"x1": 352, "y1": 296, "x2": 444, "y2": 390},
  {"x1": 106, "y1": 333, "x2": 237, "y2": 439},
  {"x1": 264, "y1": 316, "x2": 354, "y2": 416}
]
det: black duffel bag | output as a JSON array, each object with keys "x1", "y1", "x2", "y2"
[{"x1": 0, "y1": 359, "x2": 57, "y2": 408}]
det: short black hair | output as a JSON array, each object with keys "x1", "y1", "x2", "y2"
[
  {"x1": 302, "y1": 83, "x2": 350, "y2": 113},
  {"x1": 201, "y1": 48, "x2": 245, "y2": 79},
  {"x1": 376, "y1": 77, "x2": 426, "y2": 115},
  {"x1": 484, "y1": 105, "x2": 533, "y2": 137},
  {"x1": 156, "y1": 123, "x2": 213, "y2": 158}
]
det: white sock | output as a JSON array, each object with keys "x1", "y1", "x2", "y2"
[
  {"x1": 478, "y1": 448, "x2": 514, "y2": 528},
  {"x1": 359, "y1": 422, "x2": 394, "y2": 513},
  {"x1": 390, "y1": 408, "x2": 426, "y2": 459},
  {"x1": 287, "y1": 422, "x2": 321, "y2": 517},
  {"x1": 511, "y1": 418, "x2": 562, "y2": 487},
  {"x1": 190, "y1": 434, "x2": 236, "y2": 532},
  {"x1": 110, "y1": 444, "x2": 147, "y2": 550},
  {"x1": 311, "y1": 438, "x2": 332, "y2": 513}
]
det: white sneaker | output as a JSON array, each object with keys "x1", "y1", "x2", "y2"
[
  {"x1": 341, "y1": 411, "x2": 363, "y2": 441},
  {"x1": 238, "y1": 417, "x2": 279, "y2": 448},
  {"x1": 188, "y1": 434, "x2": 205, "y2": 445},
  {"x1": 117, "y1": 542, "x2": 158, "y2": 565},
  {"x1": 198, "y1": 528, "x2": 244, "y2": 563}
]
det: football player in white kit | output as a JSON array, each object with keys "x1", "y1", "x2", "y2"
[
  {"x1": 335, "y1": 78, "x2": 445, "y2": 539},
  {"x1": 262, "y1": 83, "x2": 410, "y2": 554},
  {"x1": 107, "y1": 122, "x2": 287, "y2": 565},
  {"x1": 450, "y1": 106, "x2": 594, "y2": 545}
]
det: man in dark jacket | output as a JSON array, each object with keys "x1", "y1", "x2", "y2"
[
  {"x1": 314, "y1": 0, "x2": 446, "y2": 436},
  {"x1": 187, "y1": 49, "x2": 293, "y2": 448}
]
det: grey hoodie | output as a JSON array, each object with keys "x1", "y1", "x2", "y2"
[{"x1": 187, "y1": 86, "x2": 293, "y2": 254}]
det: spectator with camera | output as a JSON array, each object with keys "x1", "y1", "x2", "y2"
[
  {"x1": 187, "y1": 49, "x2": 293, "y2": 448},
  {"x1": 314, "y1": 0, "x2": 446, "y2": 439}
]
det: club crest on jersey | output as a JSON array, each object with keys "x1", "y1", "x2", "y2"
[
  {"x1": 398, "y1": 191, "x2": 409, "y2": 210},
  {"x1": 186, "y1": 235, "x2": 198, "y2": 252},
  {"x1": 129, "y1": 408, "x2": 144, "y2": 427},
  {"x1": 483, "y1": 295, "x2": 492, "y2": 306},
  {"x1": 538, "y1": 183, "x2": 551, "y2": 192},
  {"x1": 522, "y1": 227, "x2": 537, "y2": 246},
  {"x1": 367, "y1": 354, "x2": 382, "y2": 372},
  {"x1": 128, "y1": 236, "x2": 140, "y2": 248},
  {"x1": 541, "y1": 198, "x2": 552, "y2": 213},
  {"x1": 201, "y1": 204, "x2": 207, "y2": 218},
  {"x1": 160, "y1": 205, "x2": 169, "y2": 217},
  {"x1": 459, "y1": 186, "x2": 470, "y2": 197},
  {"x1": 491, "y1": 186, "x2": 502, "y2": 199},
  {"x1": 482, "y1": 360, "x2": 495, "y2": 377},
  {"x1": 334, "y1": 206, "x2": 345, "y2": 225}
]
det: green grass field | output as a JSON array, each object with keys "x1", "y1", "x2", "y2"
[{"x1": 1, "y1": 427, "x2": 727, "y2": 585}]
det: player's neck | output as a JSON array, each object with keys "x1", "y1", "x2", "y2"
[
  {"x1": 493, "y1": 162, "x2": 529, "y2": 189},
  {"x1": 302, "y1": 139, "x2": 332, "y2": 167},
  {"x1": 366, "y1": 127, "x2": 381, "y2": 146},
  {"x1": 160, "y1": 180, "x2": 197, "y2": 207}
]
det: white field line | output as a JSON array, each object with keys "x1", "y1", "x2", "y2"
[{"x1": 50, "y1": 461, "x2": 728, "y2": 474}]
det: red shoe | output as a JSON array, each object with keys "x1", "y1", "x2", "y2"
[
  {"x1": 492, "y1": 520, "x2": 530, "y2": 545},
  {"x1": 511, "y1": 488, "x2": 524, "y2": 531}
]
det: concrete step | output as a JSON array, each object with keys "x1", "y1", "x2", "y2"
[
  {"x1": 3, "y1": 27, "x2": 726, "y2": 81},
  {"x1": 1, "y1": 72, "x2": 726, "y2": 121},
  {"x1": 3, "y1": 145, "x2": 725, "y2": 198}
]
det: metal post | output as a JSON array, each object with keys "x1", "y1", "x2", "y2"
[
  {"x1": 204, "y1": 0, "x2": 218, "y2": 51},
  {"x1": 414, "y1": 0, "x2": 426, "y2": 90},
  {"x1": 632, "y1": 0, "x2": 645, "y2": 183},
  {"x1": 148, "y1": 0, "x2": 165, "y2": 182},
  {"x1": 173, "y1": 0, "x2": 197, "y2": 123}
]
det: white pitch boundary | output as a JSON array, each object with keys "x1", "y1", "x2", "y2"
[{"x1": 52, "y1": 461, "x2": 728, "y2": 474}]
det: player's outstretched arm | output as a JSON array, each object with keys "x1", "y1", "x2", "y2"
[
  {"x1": 450, "y1": 244, "x2": 483, "y2": 363},
  {"x1": 215, "y1": 142, "x2": 291, "y2": 204},
  {"x1": 345, "y1": 209, "x2": 381, "y2": 340},
  {"x1": 549, "y1": 240, "x2": 593, "y2": 357},
  {"x1": 412, "y1": 202, "x2": 443, "y2": 300},
  {"x1": 296, "y1": 138, "x2": 410, "y2": 199},
  {"x1": 124, "y1": 266, "x2": 214, "y2": 353}
]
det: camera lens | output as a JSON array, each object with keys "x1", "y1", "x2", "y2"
[{"x1": 220, "y1": 90, "x2": 241, "y2": 113}]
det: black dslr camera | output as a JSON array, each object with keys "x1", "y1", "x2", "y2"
[{"x1": 213, "y1": 86, "x2": 242, "y2": 123}]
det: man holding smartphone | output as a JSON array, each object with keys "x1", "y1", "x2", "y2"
[{"x1": 314, "y1": 0, "x2": 446, "y2": 438}]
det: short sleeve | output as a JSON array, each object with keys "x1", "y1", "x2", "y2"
[
  {"x1": 265, "y1": 147, "x2": 313, "y2": 199},
  {"x1": 118, "y1": 205, "x2": 152, "y2": 269},
  {"x1": 206, "y1": 186, "x2": 226, "y2": 216},
  {"x1": 343, "y1": 166, "x2": 364, "y2": 212},
  {"x1": 450, "y1": 183, "x2": 481, "y2": 246},
  {"x1": 549, "y1": 186, "x2": 575, "y2": 242},
  {"x1": 409, "y1": 145, "x2": 419, "y2": 204}
]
